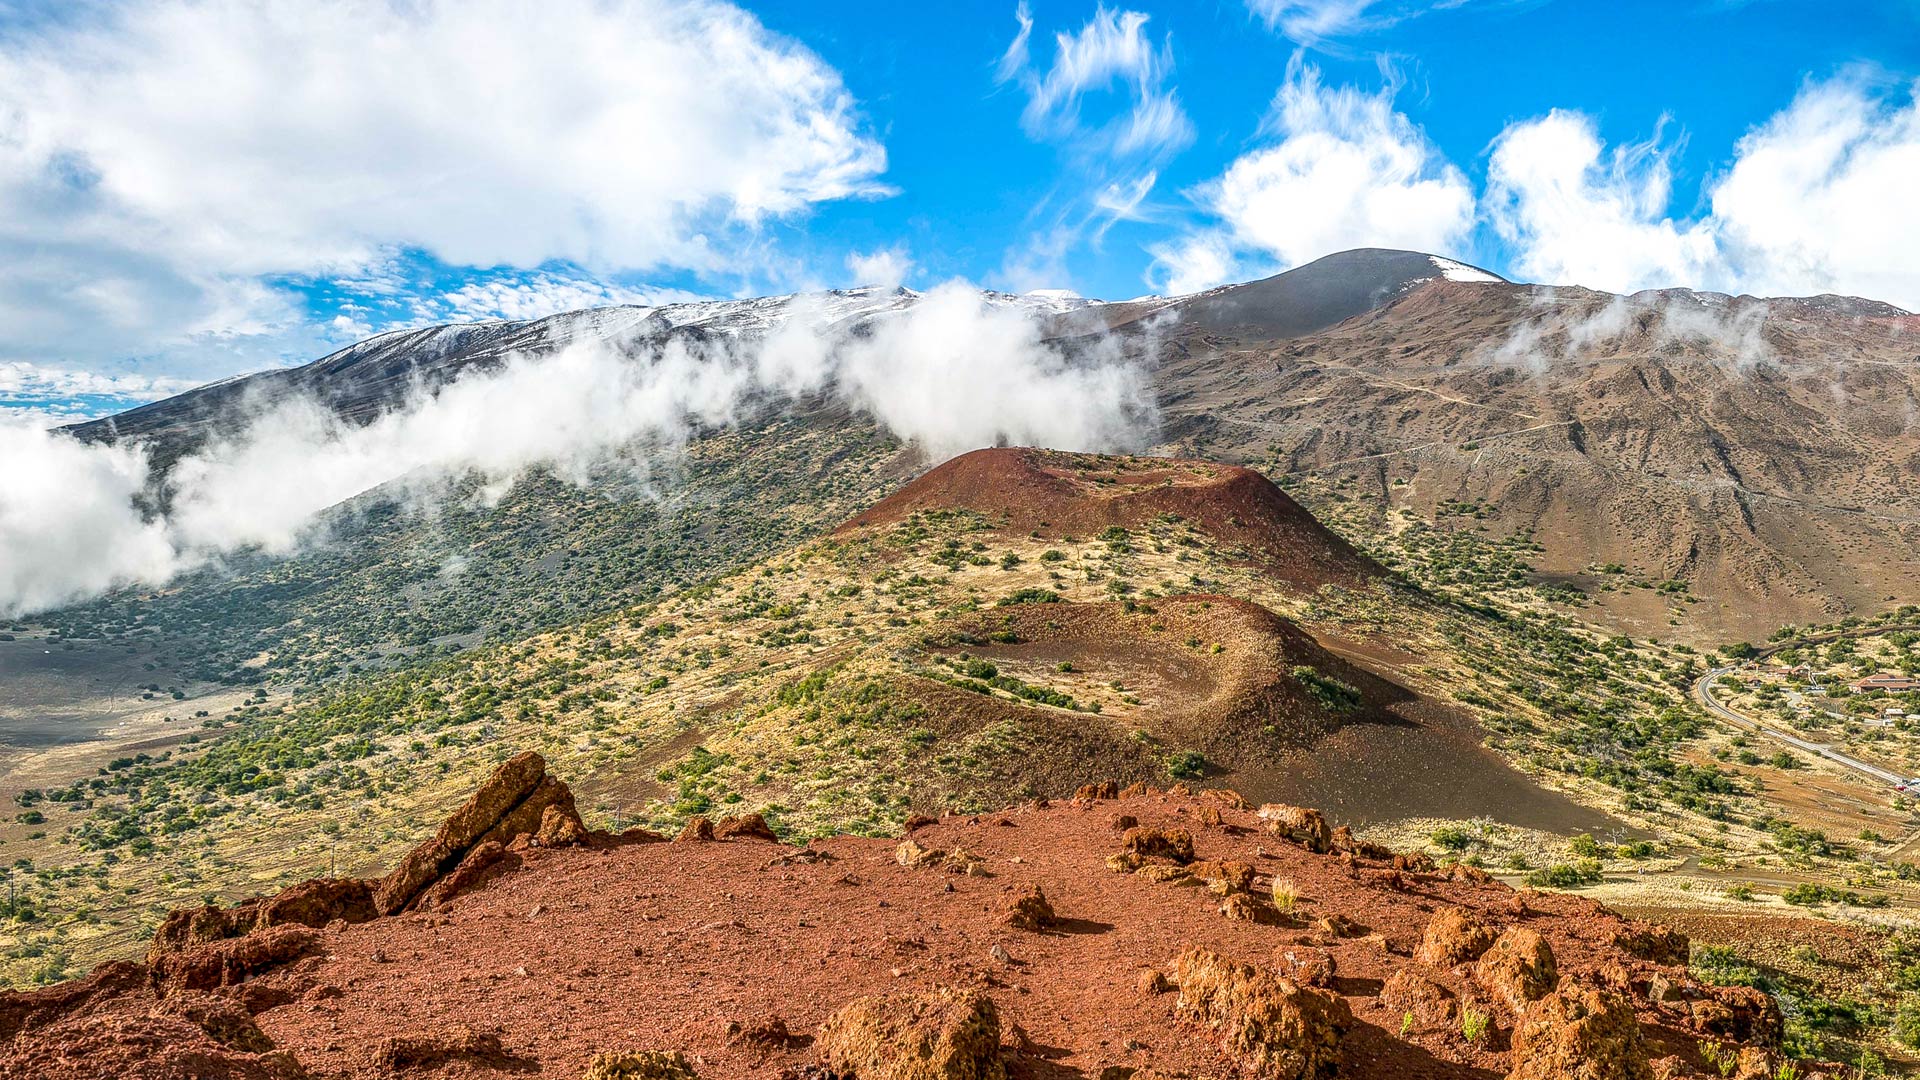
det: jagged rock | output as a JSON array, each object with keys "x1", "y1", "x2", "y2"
[
  {"x1": 1118, "y1": 781, "x2": 1150, "y2": 798},
  {"x1": 714, "y1": 813, "x2": 779, "y2": 842},
  {"x1": 817, "y1": 987, "x2": 1005, "y2": 1080},
  {"x1": 1106, "y1": 851, "x2": 1145, "y2": 873},
  {"x1": 1256, "y1": 804, "x2": 1331, "y2": 854},
  {"x1": 1173, "y1": 947, "x2": 1351, "y2": 1080},
  {"x1": 724, "y1": 1016, "x2": 797, "y2": 1050},
  {"x1": 1203, "y1": 788, "x2": 1252, "y2": 810},
  {"x1": 1508, "y1": 986, "x2": 1652, "y2": 1080},
  {"x1": 1392, "y1": 852, "x2": 1435, "y2": 874},
  {"x1": 1414, "y1": 908, "x2": 1496, "y2": 968},
  {"x1": 1137, "y1": 969, "x2": 1172, "y2": 995},
  {"x1": 475, "y1": 774, "x2": 579, "y2": 850},
  {"x1": 1612, "y1": 921, "x2": 1689, "y2": 966},
  {"x1": 158, "y1": 992, "x2": 276, "y2": 1053},
  {"x1": 535, "y1": 803, "x2": 590, "y2": 847},
  {"x1": 0, "y1": 1008, "x2": 310, "y2": 1080},
  {"x1": 375, "y1": 752, "x2": 548, "y2": 914},
  {"x1": 150, "y1": 926, "x2": 320, "y2": 997},
  {"x1": 1474, "y1": 928, "x2": 1558, "y2": 1014},
  {"x1": 1076, "y1": 781, "x2": 1119, "y2": 800},
  {"x1": 675, "y1": 817, "x2": 716, "y2": 843},
  {"x1": 1219, "y1": 894, "x2": 1279, "y2": 924},
  {"x1": 1120, "y1": 826, "x2": 1195, "y2": 863},
  {"x1": 1001, "y1": 884, "x2": 1056, "y2": 931},
  {"x1": 1314, "y1": 914, "x2": 1357, "y2": 939},
  {"x1": 1189, "y1": 859, "x2": 1254, "y2": 894},
  {"x1": 1449, "y1": 863, "x2": 1494, "y2": 884},
  {"x1": 1112, "y1": 814, "x2": 1139, "y2": 831},
  {"x1": 1273, "y1": 946, "x2": 1335, "y2": 988},
  {"x1": 583, "y1": 1049, "x2": 701, "y2": 1080},
  {"x1": 0, "y1": 960, "x2": 147, "y2": 1041},
  {"x1": 898, "y1": 839, "x2": 946, "y2": 868},
  {"x1": 146, "y1": 877, "x2": 376, "y2": 968},
  {"x1": 375, "y1": 1024, "x2": 506, "y2": 1070},
  {"x1": 1689, "y1": 985, "x2": 1781, "y2": 1046},
  {"x1": 1379, "y1": 968, "x2": 1457, "y2": 1029},
  {"x1": 419, "y1": 841, "x2": 520, "y2": 910}
]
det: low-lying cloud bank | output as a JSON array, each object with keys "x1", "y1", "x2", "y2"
[{"x1": 0, "y1": 284, "x2": 1159, "y2": 618}]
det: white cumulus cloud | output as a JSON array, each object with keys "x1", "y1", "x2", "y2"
[
  {"x1": 0, "y1": 0, "x2": 889, "y2": 374},
  {"x1": 1148, "y1": 59, "x2": 1473, "y2": 292},
  {"x1": 1484, "y1": 74, "x2": 1920, "y2": 309}
]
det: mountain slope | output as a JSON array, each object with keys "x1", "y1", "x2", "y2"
[{"x1": 1150, "y1": 277, "x2": 1920, "y2": 641}]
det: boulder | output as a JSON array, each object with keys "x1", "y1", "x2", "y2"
[
  {"x1": 1508, "y1": 986, "x2": 1652, "y2": 1080},
  {"x1": 1473, "y1": 928, "x2": 1558, "y2": 1014},
  {"x1": 1414, "y1": 908, "x2": 1496, "y2": 968},
  {"x1": 583, "y1": 1049, "x2": 701, "y2": 1080},
  {"x1": 1173, "y1": 948, "x2": 1350, "y2": 1080},
  {"x1": 1612, "y1": 921, "x2": 1689, "y2": 966},
  {"x1": 1189, "y1": 859, "x2": 1255, "y2": 894},
  {"x1": 1256, "y1": 805, "x2": 1331, "y2": 854},
  {"x1": 1075, "y1": 781, "x2": 1119, "y2": 800},
  {"x1": 1273, "y1": 946, "x2": 1335, "y2": 989},
  {"x1": 1379, "y1": 968, "x2": 1457, "y2": 1029},
  {"x1": 375, "y1": 1025, "x2": 507, "y2": 1071},
  {"x1": 816, "y1": 987, "x2": 1005, "y2": 1080},
  {"x1": 149, "y1": 926, "x2": 319, "y2": 997},
  {"x1": 675, "y1": 817, "x2": 715, "y2": 843},
  {"x1": 1120, "y1": 826, "x2": 1195, "y2": 863},
  {"x1": 714, "y1": 813, "x2": 779, "y2": 842},
  {"x1": 418, "y1": 841, "x2": 520, "y2": 910},
  {"x1": 0, "y1": 1008, "x2": 309, "y2": 1080},
  {"x1": 375, "y1": 752, "x2": 548, "y2": 914},
  {"x1": 1001, "y1": 884, "x2": 1056, "y2": 931}
]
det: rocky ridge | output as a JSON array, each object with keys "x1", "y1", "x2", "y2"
[{"x1": 0, "y1": 755, "x2": 1814, "y2": 1079}]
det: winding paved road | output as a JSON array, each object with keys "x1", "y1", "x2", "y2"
[{"x1": 1692, "y1": 622, "x2": 1920, "y2": 789}]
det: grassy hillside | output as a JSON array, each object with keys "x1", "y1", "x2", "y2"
[{"x1": 5, "y1": 449, "x2": 1914, "y2": 1001}]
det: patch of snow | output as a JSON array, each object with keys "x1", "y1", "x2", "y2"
[{"x1": 1429, "y1": 256, "x2": 1503, "y2": 284}]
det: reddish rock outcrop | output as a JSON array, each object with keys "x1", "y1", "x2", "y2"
[
  {"x1": 376, "y1": 752, "x2": 563, "y2": 914},
  {"x1": 1413, "y1": 907, "x2": 1496, "y2": 968},
  {"x1": 1257, "y1": 804, "x2": 1331, "y2": 854},
  {"x1": 150, "y1": 926, "x2": 319, "y2": 997},
  {"x1": 816, "y1": 987, "x2": 1005, "y2": 1080},
  {"x1": 1002, "y1": 884, "x2": 1057, "y2": 931},
  {"x1": 1120, "y1": 826, "x2": 1195, "y2": 863},
  {"x1": 1380, "y1": 968, "x2": 1458, "y2": 1029},
  {"x1": 1509, "y1": 986, "x2": 1652, "y2": 1080},
  {"x1": 1612, "y1": 920, "x2": 1689, "y2": 966},
  {"x1": 1173, "y1": 947, "x2": 1351, "y2": 1080},
  {"x1": 714, "y1": 813, "x2": 779, "y2": 842},
  {"x1": 1474, "y1": 928, "x2": 1559, "y2": 1014}
]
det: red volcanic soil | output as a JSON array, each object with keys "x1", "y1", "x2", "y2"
[
  {"x1": 838, "y1": 448, "x2": 1383, "y2": 589},
  {"x1": 0, "y1": 759, "x2": 1786, "y2": 1080}
]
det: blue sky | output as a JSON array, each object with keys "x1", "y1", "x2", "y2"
[{"x1": 0, "y1": 0, "x2": 1915, "y2": 420}]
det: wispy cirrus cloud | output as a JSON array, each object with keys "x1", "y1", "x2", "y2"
[
  {"x1": 996, "y1": 3, "x2": 1192, "y2": 159},
  {"x1": 993, "y1": 3, "x2": 1192, "y2": 292},
  {"x1": 1243, "y1": 0, "x2": 1477, "y2": 45}
]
